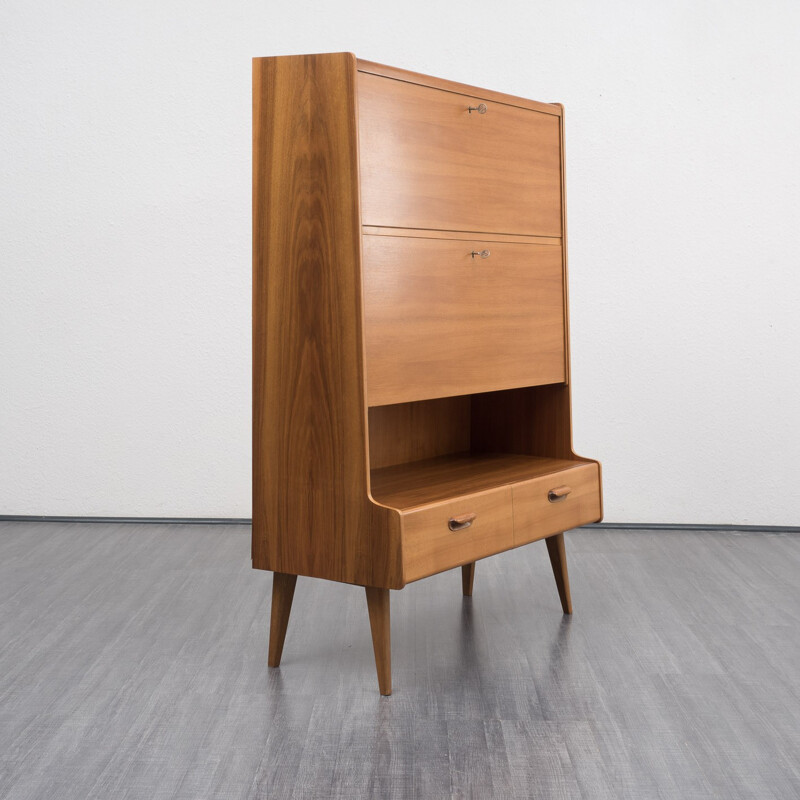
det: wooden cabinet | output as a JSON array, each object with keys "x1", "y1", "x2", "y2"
[{"x1": 253, "y1": 52, "x2": 603, "y2": 695}]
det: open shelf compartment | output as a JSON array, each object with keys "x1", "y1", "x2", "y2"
[
  {"x1": 370, "y1": 452, "x2": 584, "y2": 511},
  {"x1": 367, "y1": 385, "x2": 597, "y2": 514}
]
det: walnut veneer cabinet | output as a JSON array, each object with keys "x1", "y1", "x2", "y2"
[{"x1": 252, "y1": 52, "x2": 603, "y2": 695}]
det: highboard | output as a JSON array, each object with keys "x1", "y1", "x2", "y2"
[{"x1": 252, "y1": 52, "x2": 603, "y2": 695}]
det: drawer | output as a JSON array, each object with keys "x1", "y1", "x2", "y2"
[
  {"x1": 363, "y1": 234, "x2": 566, "y2": 406},
  {"x1": 402, "y1": 487, "x2": 514, "y2": 583},
  {"x1": 513, "y1": 463, "x2": 602, "y2": 546},
  {"x1": 357, "y1": 72, "x2": 562, "y2": 238}
]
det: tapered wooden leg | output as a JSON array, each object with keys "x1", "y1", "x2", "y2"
[
  {"x1": 545, "y1": 533, "x2": 573, "y2": 614},
  {"x1": 461, "y1": 562, "x2": 475, "y2": 596},
  {"x1": 365, "y1": 586, "x2": 391, "y2": 696},
  {"x1": 268, "y1": 572, "x2": 297, "y2": 667}
]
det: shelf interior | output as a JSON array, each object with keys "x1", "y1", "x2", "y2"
[{"x1": 370, "y1": 452, "x2": 584, "y2": 511}]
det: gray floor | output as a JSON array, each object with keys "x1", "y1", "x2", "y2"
[{"x1": 1, "y1": 523, "x2": 799, "y2": 800}]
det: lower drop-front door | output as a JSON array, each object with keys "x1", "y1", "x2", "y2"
[{"x1": 362, "y1": 233, "x2": 566, "y2": 406}]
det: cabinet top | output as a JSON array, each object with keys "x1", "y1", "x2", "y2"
[{"x1": 253, "y1": 52, "x2": 563, "y2": 118}]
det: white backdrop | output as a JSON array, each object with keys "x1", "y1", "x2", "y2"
[{"x1": 2, "y1": 0, "x2": 799, "y2": 523}]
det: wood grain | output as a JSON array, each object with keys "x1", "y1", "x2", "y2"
[
  {"x1": 358, "y1": 72, "x2": 563, "y2": 237},
  {"x1": 357, "y1": 58, "x2": 563, "y2": 117},
  {"x1": 365, "y1": 586, "x2": 392, "y2": 695},
  {"x1": 252, "y1": 53, "x2": 403, "y2": 589},
  {"x1": 471, "y1": 385, "x2": 571, "y2": 459},
  {"x1": 368, "y1": 397, "x2": 471, "y2": 470},
  {"x1": 402, "y1": 487, "x2": 514, "y2": 583},
  {"x1": 545, "y1": 532, "x2": 573, "y2": 614},
  {"x1": 461, "y1": 562, "x2": 476, "y2": 596},
  {"x1": 463, "y1": 106, "x2": 603, "y2": 517},
  {"x1": 267, "y1": 571, "x2": 297, "y2": 667},
  {"x1": 362, "y1": 226, "x2": 561, "y2": 246},
  {"x1": 513, "y1": 463, "x2": 602, "y2": 546},
  {"x1": 370, "y1": 453, "x2": 583, "y2": 511},
  {"x1": 363, "y1": 236, "x2": 566, "y2": 406}
]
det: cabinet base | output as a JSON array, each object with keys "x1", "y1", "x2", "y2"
[{"x1": 265, "y1": 532, "x2": 572, "y2": 694}]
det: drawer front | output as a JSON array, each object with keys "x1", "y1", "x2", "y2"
[
  {"x1": 363, "y1": 234, "x2": 566, "y2": 406},
  {"x1": 357, "y1": 72, "x2": 562, "y2": 238},
  {"x1": 402, "y1": 487, "x2": 514, "y2": 583},
  {"x1": 513, "y1": 463, "x2": 601, "y2": 546}
]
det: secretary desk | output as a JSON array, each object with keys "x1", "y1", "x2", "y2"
[{"x1": 252, "y1": 52, "x2": 603, "y2": 695}]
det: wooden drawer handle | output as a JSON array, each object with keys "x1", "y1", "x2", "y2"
[
  {"x1": 448, "y1": 512, "x2": 477, "y2": 532},
  {"x1": 548, "y1": 486, "x2": 572, "y2": 503}
]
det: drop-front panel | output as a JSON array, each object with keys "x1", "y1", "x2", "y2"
[
  {"x1": 357, "y1": 71, "x2": 563, "y2": 237},
  {"x1": 362, "y1": 234, "x2": 566, "y2": 406}
]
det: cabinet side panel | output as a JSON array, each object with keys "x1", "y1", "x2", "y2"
[{"x1": 253, "y1": 53, "x2": 402, "y2": 586}]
